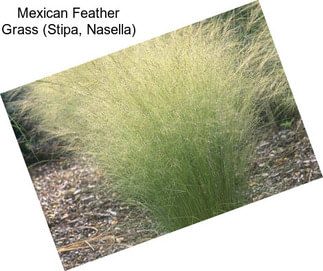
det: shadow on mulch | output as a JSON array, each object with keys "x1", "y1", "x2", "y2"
[{"x1": 248, "y1": 120, "x2": 322, "y2": 201}]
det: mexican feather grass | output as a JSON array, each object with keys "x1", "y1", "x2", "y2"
[{"x1": 11, "y1": 3, "x2": 296, "y2": 231}]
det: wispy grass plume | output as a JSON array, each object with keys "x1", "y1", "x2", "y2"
[{"x1": 8, "y1": 2, "x2": 296, "y2": 231}]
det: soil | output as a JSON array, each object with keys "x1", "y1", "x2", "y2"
[
  {"x1": 27, "y1": 120, "x2": 321, "y2": 270},
  {"x1": 29, "y1": 158, "x2": 159, "y2": 270},
  {"x1": 248, "y1": 121, "x2": 321, "y2": 201}
]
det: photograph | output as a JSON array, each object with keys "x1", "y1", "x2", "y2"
[{"x1": 1, "y1": 2, "x2": 321, "y2": 269}]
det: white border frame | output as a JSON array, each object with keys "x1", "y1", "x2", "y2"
[{"x1": 1, "y1": 0, "x2": 322, "y2": 270}]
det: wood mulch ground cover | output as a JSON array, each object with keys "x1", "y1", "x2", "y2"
[
  {"x1": 248, "y1": 121, "x2": 321, "y2": 201},
  {"x1": 28, "y1": 120, "x2": 321, "y2": 270},
  {"x1": 29, "y1": 158, "x2": 159, "y2": 270}
]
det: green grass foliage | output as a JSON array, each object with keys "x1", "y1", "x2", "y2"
[
  {"x1": 220, "y1": 2, "x2": 297, "y2": 122},
  {"x1": 11, "y1": 2, "x2": 298, "y2": 231}
]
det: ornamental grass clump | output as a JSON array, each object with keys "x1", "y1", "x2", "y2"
[{"x1": 12, "y1": 3, "x2": 293, "y2": 231}]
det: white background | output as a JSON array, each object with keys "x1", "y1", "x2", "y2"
[{"x1": 0, "y1": 0, "x2": 322, "y2": 270}]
